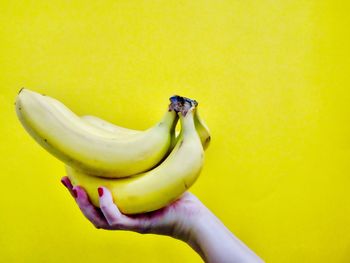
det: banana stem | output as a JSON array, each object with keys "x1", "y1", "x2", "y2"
[
  {"x1": 179, "y1": 109, "x2": 196, "y2": 136},
  {"x1": 169, "y1": 95, "x2": 197, "y2": 116}
]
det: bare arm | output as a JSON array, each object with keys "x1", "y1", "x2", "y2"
[{"x1": 186, "y1": 206, "x2": 263, "y2": 262}]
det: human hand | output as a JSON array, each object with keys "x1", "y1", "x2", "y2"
[
  {"x1": 61, "y1": 176, "x2": 207, "y2": 241},
  {"x1": 61, "y1": 176, "x2": 264, "y2": 262}
]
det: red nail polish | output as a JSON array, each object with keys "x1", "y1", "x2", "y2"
[
  {"x1": 61, "y1": 179, "x2": 67, "y2": 187},
  {"x1": 98, "y1": 187, "x2": 103, "y2": 197},
  {"x1": 72, "y1": 189, "x2": 77, "y2": 198}
]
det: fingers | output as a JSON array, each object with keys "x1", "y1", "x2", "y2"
[
  {"x1": 98, "y1": 186, "x2": 150, "y2": 233},
  {"x1": 61, "y1": 177, "x2": 109, "y2": 229},
  {"x1": 61, "y1": 177, "x2": 152, "y2": 233},
  {"x1": 98, "y1": 186, "x2": 122, "y2": 224},
  {"x1": 73, "y1": 186, "x2": 109, "y2": 229},
  {"x1": 61, "y1": 176, "x2": 74, "y2": 197}
]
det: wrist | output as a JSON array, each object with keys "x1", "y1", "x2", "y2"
[
  {"x1": 185, "y1": 208, "x2": 220, "y2": 251},
  {"x1": 185, "y1": 209, "x2": 264, "y2": 263},
  {"x1": 169, "y1": 202, "x2": 212, "y2": 242}
]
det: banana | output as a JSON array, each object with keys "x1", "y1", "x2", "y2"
[
  {"x1": 66, "y1": 105, "x2": 204, "y2": 214},
  {"x1": 81, "y1": 104, "x2": 211, "y2": 149},
  {"x1": 81, "y1": 115, "x2": 141, "y2": 136},
  {"x1": 194, "y1": 109, "x2": 211, "y2": 150},
  {"x1": 16, "y1": 89, "x2": 178, "y2": 178}
]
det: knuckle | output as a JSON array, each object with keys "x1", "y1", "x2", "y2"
[
  {"x1": 99, "y1": 204, "x2": 110, "y2": 211},
  {"x1": 136, "y1": 222, "x2": 152, "y2": 234},
  {"x1": 110, "y1": 221, "x2": 123, "y2": 229}
]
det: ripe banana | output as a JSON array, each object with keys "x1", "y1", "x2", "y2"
[
  {"x1": 193, "y1": 109, "x2": 211, "y2": 150},
  {"x1": 81, "y1": 103, "x2": 211, "y2": 149},
  {"x1": 16, "y1": 89, "x2": 178, "y2": 178},
  {"x1": 66, "y1": 105, "x2": 204, "y2": 214},
  {"x1": 81, "y1": 115, "x2": 141, "y2": 136}
]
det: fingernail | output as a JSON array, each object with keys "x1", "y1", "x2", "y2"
[
  {"x1": 98, "y1": 187, "x2": 103, "y2": 197},
  {"x1": 72, "y1": 189, "x2": 77, "y2": 198},
  {"x1": 61, "y1": 179, "x2": 67, "y2": 187}
]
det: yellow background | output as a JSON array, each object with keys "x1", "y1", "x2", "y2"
[{"x1": 1, "y1": 1, "x2": 349, "y2": 262}]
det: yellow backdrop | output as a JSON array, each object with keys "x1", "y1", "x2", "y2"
[{"x1": 1, "y1": 1, "x2": 349, "y2": 262}]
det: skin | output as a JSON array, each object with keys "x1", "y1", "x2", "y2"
[{"x1": 61, "y1": 176, "x2": 264, "y2": 263}]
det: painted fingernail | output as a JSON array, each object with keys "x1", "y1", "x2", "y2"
[
  {"x1": 61, "y1": 179, "x2": 67, "y2": 187},
  {"x1": 98, "y1": 187, "x2": 103, "y2": 197},
  {"x1": 72, "y1": 189, "x2": 77, "y2": 198}
]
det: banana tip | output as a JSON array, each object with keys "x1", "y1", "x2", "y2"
[{"x1": 18, "y1": 87, "x2": 25, "y2": 95}]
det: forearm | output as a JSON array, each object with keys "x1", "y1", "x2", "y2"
[{"x1": 186, "y1": 209, "x2": 264, "y2": 263}]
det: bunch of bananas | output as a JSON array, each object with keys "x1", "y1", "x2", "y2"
[{"x1": 15, "y1": 89, "x2": 210, "y2": 214}]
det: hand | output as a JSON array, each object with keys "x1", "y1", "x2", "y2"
[
  {"x1": 61, "y1": 176, "x2": 207, "y2": 241},
  {"x1": 61, "y1": 176, "x2": 264, "y2": 262}
]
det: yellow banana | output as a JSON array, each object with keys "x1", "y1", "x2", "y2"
[
  {"x1": 66, "y1": 106, "x2": 204, "y2": 214},
  {"x1": 81, "y1": 115, "x2": 141, "y2": 136},
  {"x1": 81, "y1": 103, "x2": 211, "y2": 150},
  {"x1": 16, "y1": 89, "x2": 178, "y2": 178},
  {"x1": 194, "y1": 109, "x2": 211, "y2": 150}
]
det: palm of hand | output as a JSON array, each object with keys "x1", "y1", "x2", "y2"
[{"x1": 61, "y1": 176, "x2": 205, "y2": 240}]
